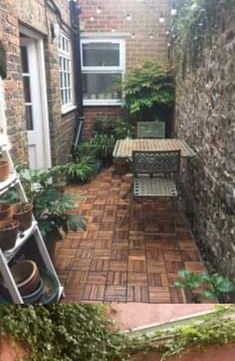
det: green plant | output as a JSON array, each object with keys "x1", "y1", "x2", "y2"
[
  {"x1": 122, "y1": 62, "x2": 175, "y2": 121},
  {"x1": 93, "y1": 116, "x2": 135, "y2": 139},
  {"x1": 0, "y1": 305, "x2": 131, "y2": 361},
  {"x1": 64, "y1": 157, "x2": 97, "y2": 184},
  {"x1": 17, "y1": 166, "x2": 85, "y2": 241},
  {"x1": 90, "y1": 134, "x2": 116, "y2": 166},
  {"x1": 0, "y1": 305, "x2": 235, "y2": 361},
  {"x1": 174, "y1": 270, "x2": 235, "y2": 302},
  {"x1": 171, "y1": 0, "x2": 234, "y2": 77}
]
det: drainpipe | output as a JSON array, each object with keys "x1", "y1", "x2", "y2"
[{"x1": 69, "y1": 0, "x2": 84, "y2": 146}]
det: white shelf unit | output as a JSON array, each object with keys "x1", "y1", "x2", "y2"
[{"x1": 0, "y1": 140, "x2": 64, "y2": 304}]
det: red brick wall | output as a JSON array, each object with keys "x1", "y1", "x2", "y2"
[
  {"x1": 131, "y1": 343, "x2": 235, "y2": 361},
  {"x1": 0, "y1": 0, "x2": 77, "y2": 165},
  {"x1": 79, "y1": 0, "x2": 170, "y2": 138},
  {"x1": 82, "y1": 106, "x2": 123, "y2": 139}
]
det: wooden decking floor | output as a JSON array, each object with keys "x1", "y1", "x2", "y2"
[{"x1": 56, "y1": 167, "x2": 206, "y2": 303}]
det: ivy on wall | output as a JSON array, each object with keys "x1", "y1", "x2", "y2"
[
  {"x1": 170, "y1": 0, "x2": 234, "y2": 78},
  {"x1": 0, "y1": 305, "x2": 235, "y2": 361}
]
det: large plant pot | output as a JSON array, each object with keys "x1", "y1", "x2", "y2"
[
  {"x1": 13, "y1": 202, "x2": 33, "y2": 231},
  {"x1": 0, "y1": 204, "x2": 11, "y2": 220},
  {"x1": 10, "y1": 260, "x2": 40, "y2": 296},
  {"x1": 0, "y1": 159, "x2": 9, "y2": 181},
  {"x1": 0, "y1": 220, "x2": 19, "y2": 251}
]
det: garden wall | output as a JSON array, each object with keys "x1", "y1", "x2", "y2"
[
  {"x1": 79, "y1": 0, "x2": 170, "y2": 138},
  {"x1": 174, "y1": 1, "x2": 235, "y2": 279},
  {"x1": 131, "y1": 343, "x2": 235, "y2": 361}
]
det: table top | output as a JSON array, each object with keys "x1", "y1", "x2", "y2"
[{"x1": 113, "y1": 138, "x2": 197, "y2": 159}]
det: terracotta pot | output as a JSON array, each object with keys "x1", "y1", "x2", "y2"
[
  {"x1": 0, "y1": 204, "x2": 12, "y2": 220},
  {"x1": 10, "y1": 260, "x2": 40, "y2": 296},
  {"x1": 0, "y1": 220, "x2": 19, "y2": 251},
  {"x1": 0, "y1": 159, "x2": 9, "y2": 181},
  {"x1": 12, "y1": 202, "x2": 33, "y2": 231}
]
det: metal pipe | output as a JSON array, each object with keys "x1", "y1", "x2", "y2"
[{"x1": 69, "y1": 0, "x2": 84, "y2": 146}]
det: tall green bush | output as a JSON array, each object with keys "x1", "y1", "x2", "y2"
[{"x1": 122, "y1": 62, "x2": 175, "y2": 122}]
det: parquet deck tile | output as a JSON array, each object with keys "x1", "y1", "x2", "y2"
[{"x1": 57, "y1": 168, "x2": 206, "y2": 303}]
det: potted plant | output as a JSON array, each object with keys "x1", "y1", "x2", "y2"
[
  {"x1": 12, "y1": 202, "x2": 33, "y2": 231},
  {"x1": 0, "y1": 204, "x2": 11, "y2": 220},
  {"x1": 0, "y1": 220, "x2": 19, "y2": 251},
  {"x1": 0, "y1": 157, "x2": 9, "y2": 181}
]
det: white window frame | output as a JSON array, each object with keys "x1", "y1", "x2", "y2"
[
  {"x1": 58, "y1": 31, "x2": 76, "y2": 114},
  {"x1": 81, "y1": 37, "x2": 126, "y2": 106}
]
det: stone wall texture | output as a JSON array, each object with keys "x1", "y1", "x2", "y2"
[
  {"x1": 174, "y1": 4, "x2": 235, "y2": 278},
  {"x1": 79, "y1": 0, "x2": 170, "y2": 138},
  {"x1": 0, "y1": 0, "x2": 77, "y2": 165}
]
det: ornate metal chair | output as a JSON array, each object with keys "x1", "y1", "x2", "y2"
[
  {"x1": 137, "y1": 121, "x2": 166, "y2": 139},
  {"x1": 128, "y1": 150, "x2": 181, "y2": 233}
]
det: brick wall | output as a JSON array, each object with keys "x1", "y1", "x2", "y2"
[
  {"x1": 79, "y1": 0, "x2": 170, "y2": 138},
  {"x1": 0, "y1": 0, "x2": 77, "y2": 165}
]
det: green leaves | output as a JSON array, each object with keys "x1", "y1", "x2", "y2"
[
  {"x1": 122, "y1": 62, "x2": 175, "y2": 121},
  {"x1": 65, "y1": 157, "x2": 97, "y2": 183},
  {"x1": 174, "y1": 270, "x2": 235, "y2": 302}
]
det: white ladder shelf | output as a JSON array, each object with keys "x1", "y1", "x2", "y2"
[{"x1": 0, "y1": 138, "x2": 64, "y2": 304}]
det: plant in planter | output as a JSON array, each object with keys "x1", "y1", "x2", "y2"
[
  {"x1": 64, "y1": 156, "x2": 97, "y2": 184},
  {"x1": 0, "y1": 220, "x2": 19, "y2": 251},
  {"x1": 89, "y1": 134, "x2": 116, "y2": 167},
  {"x1": 17, "y1": 166, "x2": 86, "y2": 257},
  {"x1": 12, "y1": 202, "x2": 33, "y2": 231},
  {"x1": 122, "y1": 62, "x2": 175, "y2": 126}
]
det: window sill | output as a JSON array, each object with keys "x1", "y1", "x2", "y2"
[
  {"x1": 61, "y1": 105, "x2": 77, "y2": 115},
  {"x1": 83, "y1": 100, "x2": 123, "y2": 107}
]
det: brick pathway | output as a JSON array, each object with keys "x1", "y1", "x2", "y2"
[{"x1": 56, "y1": 168, "x2": 206, "y2": 303}]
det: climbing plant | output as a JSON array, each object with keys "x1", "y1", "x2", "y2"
[
  {"x1": 122, "y1": 62, "x2": 175, "y2": 122},
  {"x1": 170, "y1": 0, "x2": 235, "y2": 77},
  {"x1": 0, "y1": 305, "x2": 235, "y2": 361}
]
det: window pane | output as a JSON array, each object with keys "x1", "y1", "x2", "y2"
[
  {"x1": 20, "y1": 46, "x2": 29, "y2": 73},
  {"x1": 83, "y1": 73, "x2": 122, "y2": 100},
  {"x1": 83, "y1": 43, "x2": 120, "y2": 67},
  {"x1": 23, "y1": 76, "x2": 31, "y2": 103},
  {"x1": 25, "y1": 105, "x2": 33, "y2": 130}
]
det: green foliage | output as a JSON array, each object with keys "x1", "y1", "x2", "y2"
[
  {"x1": 93, "y1": 116, "x2": 135, "y2": 139},
  {"x1": 64, "y1": 157, "x2": 97, "y2": 184},
  {"x1": 89, "y1": 134, "x2": 116, "y2": 165},
  {"x1": 0, "y1": 305, "x2": 234, "y2": 361},
  {"x1": 174, "y1": 270, "x2": 235, "y2": 302},
  {"x1": 17, "y1": 166, "x2": 86, "y2": 241},
  {"x1": 157, "y1": 307, "x2": 235, "y2": 359},
  {"x1": 122, "y1": 62, "x2": 175, "y2": 121},
  {"x1": 0, "y1": 305, "x2": 131, "y2": 361},
  {"x1": 171, "y1": 0, "x2": 235, "y2": 76}
]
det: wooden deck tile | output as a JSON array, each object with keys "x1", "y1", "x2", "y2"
[{"x1": 56, "y1": 168, "x2": 206, "y2": 304}]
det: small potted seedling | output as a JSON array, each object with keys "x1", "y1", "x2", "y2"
[
  {"x1": 13, "y1": 202, "x2": 33, "y2": 231},
  {"x1": 0, "y1": 220, "x2": 19, "y2": 251}
]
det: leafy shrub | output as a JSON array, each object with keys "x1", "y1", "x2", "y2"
[
  {"x1": 174, "y1": 270, "x2": 235, "y2": 303},
  {"x1": 17, "y1": 166, "x2": 86, "y2": 241},
  {"x1": 64, "y1": 156, "x2": 97, "y2": 184},
  {"x1": 0, "y1": 305, "x2": 131, "y2": 361},
  {"x1": 122, "y1": 62, "x2": 175, "y2": 121},
  {"x1": 90, "y1": 134, "x2": 116, "y2": 166},
  {"x1": 93, "y1": 116, "x2": 136, "y2": 139}
]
